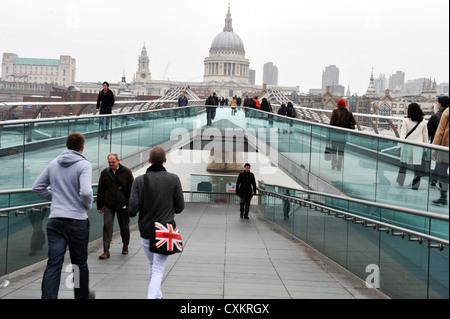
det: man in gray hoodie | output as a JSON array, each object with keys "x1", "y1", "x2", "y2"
[{"x1": 33, "y1": 132, "x2": 94, "y2": 299}]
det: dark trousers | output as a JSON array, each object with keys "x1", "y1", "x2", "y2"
[
  {"x1": 102, "y1": 206, "x2": 130, "y2": 252},
  {"x1": 434, "y1": 162, "x2": 449, "y2": 191},
  {"x1": 42, "y1": 218, "x2": 90, "y2": 299},
  {"x1": 397, "y1": 162, "x2": 423, "y2": 188},
  {"x1": 239, "y1": 197, "x2": 251, "y2": 217}
]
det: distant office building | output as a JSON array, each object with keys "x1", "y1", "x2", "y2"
[
  {"x1": 1, "y1": 53, "x2": 76, "y2": 87},
  {"x1": 321, "y1": 65, "x2": 339, "y2": 91},
  {"x1": 374, "y1": 74, "x2": 387, "y2": 96},
  {"x1": 263, "y1": 62, "x2": 278, "y2": 85},
  {"x1": 436, "y1": 82, "x2": 449, "y2": 95},
  {"x1": 388, "y1": 71, "x2": 405, "y2": 95},
  {"x1": 249, "y1": 69, "x2": 256, "y2": 85},
  {"x1": 330, "y1": 84, "x2": 345, "y2": 96}
]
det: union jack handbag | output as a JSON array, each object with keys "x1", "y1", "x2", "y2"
[{"x1": 150, "y1": 221, "x2": 183, "y2": 255}]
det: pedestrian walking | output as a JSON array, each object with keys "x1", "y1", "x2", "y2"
[
  {"x1": 205, "y1": 94, "x2": 216, "y2": 125},
  {"x1": 96, "y1": 81, "x2": 115, "y2": 139},
  {"x1": 177, "y1": 91, "x2": 189, "y2": 121},
  {"x1": 236, "y1": 163, "x2": 257, "y2": 219},
  {"x1": 428, "y1": 96, "x2": 449, "y2": 187},
  {"x1": 97, "y1": 153, "x2": 134, "y2": 259},
  {"x1": 431, "y1": 107, "x2": 449, "y2": 205},
  {"x1": 329, "y1": 99, "x2": 357, "y2": 171},
  {"x1": 396, "y1": 103, "x2": 429, "y2": 190},
  {"x1": 129, "y1": 146, "x2": 185, "y2": 299},
  {"x1": 32, "y1": 133, "x2": 94, "y2": 299}
]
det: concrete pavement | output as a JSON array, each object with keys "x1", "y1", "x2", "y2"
[{"x1": 0, "y1": 202, "x2": 388, "y2": 299}]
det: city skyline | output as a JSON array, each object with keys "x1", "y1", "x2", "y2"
[{"x1": 0, "y1": 0, "x2": 448, "y2": 95}]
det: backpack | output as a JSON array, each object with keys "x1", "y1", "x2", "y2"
[
  {"x1": 205, "y1": 96, "x2": 215, "y2": 106},
  {"x1": 287, "y1": 106, "x2": 296, "y2": 118}
]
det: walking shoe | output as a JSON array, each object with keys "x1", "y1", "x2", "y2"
[
  {"x1": 432, "y1": 198, "x2": 447, "y2": 206},
  {"x1": 122, "y1": 246, "x2": 128, "y2": 255},
  {"x1": 99, "y1": 252, "x2": 110, "y2": 259}
]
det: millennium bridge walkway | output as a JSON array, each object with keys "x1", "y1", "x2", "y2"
[{"x1": 0, "y1": 101, "x2": 448, "y2": 299}]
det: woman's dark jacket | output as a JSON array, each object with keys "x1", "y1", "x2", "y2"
[{"x1": 330, "y1": 108, "x2": 356, "y2": 128}]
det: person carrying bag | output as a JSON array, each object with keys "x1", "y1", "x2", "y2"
[
  {"x1": 396, "y1": 103, "x2": 429, "y2": 190},
  {"x1": 128, "y1": 146, "x2": 184, "y2": 299}
]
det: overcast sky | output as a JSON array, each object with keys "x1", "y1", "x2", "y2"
[{"x1": 1, "y1": 0, "x2": 448, "y2": 95}]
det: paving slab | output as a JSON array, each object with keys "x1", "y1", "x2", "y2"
[{"x1": 0, "y1": 202, "x2": 388, "y2": 300}]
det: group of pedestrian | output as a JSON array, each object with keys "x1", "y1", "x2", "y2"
[
  {"x1": 243, "y1": 95, "x2": 260, "y2": 109},
  {"x1": 327, "y1": 96, "x2": 449, "y2": 205},
  {"x1": 396, "y1": 96, "x2": 449, "y2": 201},
  {"x1": 205, "y1": 92, "x2": 219, "y2": 125},
  {"x1": 277, "y1": 102, "x2": 297, "y2": 118},
  {"x1": 32, "y1": 136, "x2": 185, "y2": 299},
  {"x1": 428, "y1": 96, "x2": 449, "y2": 205}
]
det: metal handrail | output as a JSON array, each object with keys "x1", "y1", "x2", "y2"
[
  {"x1": 1, "y1": 187, "x2": 447, "y2": 249},
  {"x1": 257, "y1": 187, "x2": 448, "y2": 250},
  {"x1": 2, "y1": 103, "x2": 447, "y2": 153},
  {"x1": 258, "y1": 186, "x2": 449, "y2": 222}
]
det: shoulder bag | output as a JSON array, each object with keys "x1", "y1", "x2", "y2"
[{"x1": 405, "y1": 120, "x2": 422, "y2": 139}]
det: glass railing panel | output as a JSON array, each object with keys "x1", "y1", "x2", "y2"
[
  {"x1": 286, "y1": 120, "x2": 312, "y2": 172},
  {"x1": 0, "y1": 192, "x2": 8, "y2": 276},
  {"x1": 292, "y1": 205, "x2": 307, "y2": 243},
  {"x1": 0, "y1": 122, "x2": 25, "y2": 149},
  {"x1": 429, "y1": 247, "x2": 449, "y2": 299},
  {"x1": 346, "y1": 218, "x2": 381, "y2": 281},
  {"x1": 305, "y1": 206, "x2": 325, "y2": 254},
  {"x1": 342, "y1": 134, "x2": 379, "y2": 201},
  {"x1": 428, "y1": 148, "x2": 449, "y2": 215},
  {"x1": 6, "y1": 207, "x2": 49, "y2": 274},
  {"x1": 323, "y1": 209, "x2": 349, "y2": 267},
  {"x1": 110, "y1": 115, "x2": 134, "y2": 161},
  {"x1": 379, "y1": 233, "x2": 429, "y2": 299},
  {"x1": 94, "y1": 116, "x2": 111, "y2": 171},
  {"x1": 24, "y1": 120, "x2": 69, "y2": 188},
  {"x1": 260, "y1": 182, "x2": 448, "y2": 299},
  {"x1": 263, "y1": 194, "x2": 275, "y2": 221},
  {"x1": 2, "y1": 146, "x2": 27, "y2": 190},
  {"x1": 309, "y1": 125, "x2": 325, "y2": 180},
  {"x1": 275, "y1": 117, "x2": 291, "y2": 155}
]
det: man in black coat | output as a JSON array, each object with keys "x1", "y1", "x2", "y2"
[
  {"x1": 96, "y1": 81, "x2": 115, "y2": 139},
  {"x1": 236, "y1": 163, "x2": 257, "y2": 219},
  {"x1": 97, "y1": 153, "x2": 134, "y2": 259}
]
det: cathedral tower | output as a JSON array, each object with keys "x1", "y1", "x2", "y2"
[{"x1": 136, "y1": 43, "x2": 151, "y2": 83}]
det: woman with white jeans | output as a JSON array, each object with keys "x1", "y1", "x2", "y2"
[
  {"x1": 141, "y1": 238, "x2": 169, "y2": 299},
  {"x1": 128, "y1": 146, "x2": 185, "y2": 299}
]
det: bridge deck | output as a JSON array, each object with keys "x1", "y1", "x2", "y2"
[{"x1": 0, "y1": 202, "x2": 387, "y2": 299}]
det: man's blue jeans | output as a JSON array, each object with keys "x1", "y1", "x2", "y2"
[{"x1": 42, "y1": 218, "x2": 90, "y2": 299}]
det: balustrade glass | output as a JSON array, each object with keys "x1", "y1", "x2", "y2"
[{"x1": 259, "y1": 182, "x2": 448, "y2": 299}]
